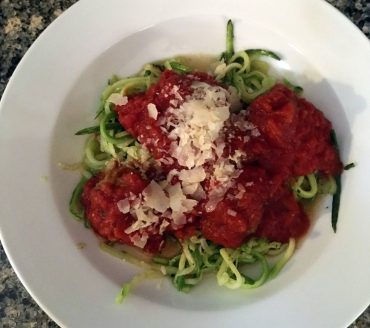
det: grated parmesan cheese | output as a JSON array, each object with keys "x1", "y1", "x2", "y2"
[
  {"x1": 159, "y1": 220, "x2": 170, "y2": 234},
  {"x1": 117, "y1": 198, "x2": 130, "y2": 214},
  {"x1": 142, "y1": 180, "x2": 169, "y2": 213},
  {"x1": 147, "y1": 103, "x2": 158, "y2": 120},
  {"x1": 167, "y1": 183, "x2": 197, "y2": 213},
  {"x1": 178, "y1": 167, "x2": 206, "y2": 184},
  {"x1": 227, "y1": 209, "x2": 237, "y2": 216},
  {"x1": 165, "y1": 83, "x2": 231, "y2": 169},
  {"x1": 130, "y1": 233, "x2": 149, "y2": 248},
  {"x1": 107, "y1": 93, "x2": 128, "y2": 106}
]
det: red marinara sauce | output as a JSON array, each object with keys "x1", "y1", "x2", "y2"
[{"x1": 81, "y1": 72, "x2": 342, "y2": 252}]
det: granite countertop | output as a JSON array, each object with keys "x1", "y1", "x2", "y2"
[{"x1": 0, "y1": 0, "x2": 369, "y2": 327}]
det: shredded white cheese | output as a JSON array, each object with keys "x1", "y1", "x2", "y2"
[
  {"x1": 178, "y1": 167, "x2": 206, "y2": 184},
  {"x1": 117, "y1": 198, "x2": 130, "y2": 214},
  {"x1": 147, "y1": 103, "x2": 158, "y2": 120},
  {"x1": 130, "y1": 233, "x2": 149, "y2": 249},
  {"x1": 165, "y1": 83, "x2": 231, "y2": 169},
  {"x1": 107, "y1": 93, "x2": 128, "y2": 106},
  {"x1": 142, "y1": 180, "x2": 169, "y2": 213},
  {"x1": 227, "y1": 209, "x2": 237, "y2": 216}
]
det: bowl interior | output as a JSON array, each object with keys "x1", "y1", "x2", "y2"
[{"x1": 49, "y1": 15, "x2": 351, "y2": 310}]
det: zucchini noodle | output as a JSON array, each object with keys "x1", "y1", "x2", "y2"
[
  {"x1": 214, "y1": 50, "x2": 277, "y2": 103},
  {"x1": 100, "y1": 76, "x2": 153, "y2": 104},
  {"x1": 292, "y1": 174, "x2": 318, "y2": 199},
  {"x1": 213, "y1": 21, "x2": 281, "y2": 104},
  {"x1": 217, "y1": 248, "x2": 244, "y2": 289},
  {"x1": 269, "y1": 238, "x2": 295, "y2": 279},
  {"x1": 74, "y1": 70, "x2": 160, "y2": 173},
  {"x1": 140, "y1": 64, "x2": 162, "y2": 78},
  {"x1": 292, "y1": 174, "x2": 337, "y2": 199},
  {"x1": 242, "y1": 253, "x2": 270, "y2": 289},
  {"x1": 115, "y1": 270, "x2": 162, "y2": 304},
  {"x1": 101, "y1": 236, "x2": 295, "y2": 301},
  {"x1": 84, "y1": 136, "x2": 110, "y2": 171},
  {"x1": 69, "y1": 176, "x2": 88, "y2": 221}
]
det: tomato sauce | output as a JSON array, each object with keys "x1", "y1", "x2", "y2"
[{"x1": 82, "y1": 71, "x2": 342, "y2": 251}]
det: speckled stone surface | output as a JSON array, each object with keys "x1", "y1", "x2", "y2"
[{"x1": 0, "y1": 0, "x2": 369, "y2": 327}]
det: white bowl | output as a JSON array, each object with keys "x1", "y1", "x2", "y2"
[{"x1": 1, "y1": 0, "x2": 370, "y2": 327}]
